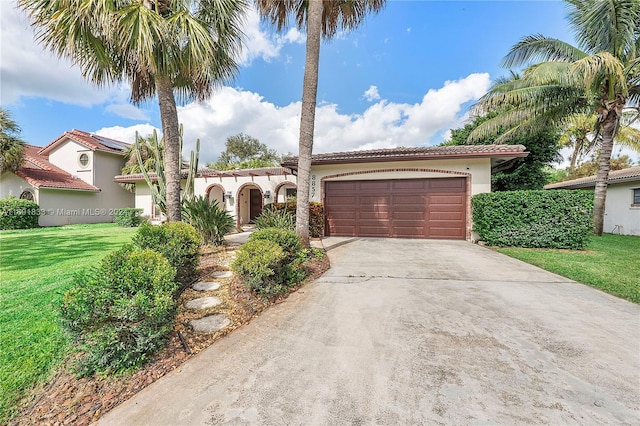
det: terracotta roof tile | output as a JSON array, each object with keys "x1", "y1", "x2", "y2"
[
  {"x1": 544, "y1": 166, "x2": 640, "y2": 189},
  {"x1": 39, "y1": 129, "x2": 130, "y2": 155},
  {"x1": 13, "y1": 145, "x2": 100, "y2": 192},
  {"x1": 281, "y1": 144, "x2": 528, "y2": 167},
  {"x1": 114, "y1": 167, "x2": 294, "y2": 183}
]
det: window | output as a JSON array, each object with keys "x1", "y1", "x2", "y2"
[
  {"x1": 634, "y1": 188, "x2": 640, "y2": 205},
  {"x1": 19, "y1": 190, "x2": 34, "y2": 201},
  {"x1": 78, "y1": 153, "x2": 89, "y2": 168},
  {"x1": 286, "y1": 188, "x2": 297, "y2": 198}
]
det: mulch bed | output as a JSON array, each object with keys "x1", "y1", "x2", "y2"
[{"x1": 10, "y1": 244, "x2": 330, "y2": 426}]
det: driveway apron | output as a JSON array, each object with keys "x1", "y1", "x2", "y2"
[{"x1": 98, "y1": 238, "x2": 640, "y2": 425}]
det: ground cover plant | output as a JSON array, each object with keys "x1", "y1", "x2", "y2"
[
  {"x1": 497, "y1": 234, "x2": 640, "y2": 303},
  {"x1": 0, "y1": 224, "x2": 137, "y2": 424}
]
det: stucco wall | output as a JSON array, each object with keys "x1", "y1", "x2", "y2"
[
  {"x1": 604, "y1": 181, "x2": 640, "y2": 236},
  {"x1": 310, "y1": 158, "x2": 492, "y2": 202},
  {"x1": 92, "y1": 151, "x2": 134, "y2": 212},
  {"x1": 38, "y1": 189, "x2": 108, "y2": 226},
  {"x1": 47, "y1": 139, "x2": 94, "y2": 185},
  {"x1": 0, "y1": 173, "x2": 38, "y2": 201}
]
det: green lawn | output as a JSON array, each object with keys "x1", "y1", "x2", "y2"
[
  {"x1": 497, "y1": 233, "x2": 640, "y2": 303},
  {"x1": 0, "y1": 224, "x2": 137, "y2": 423}
]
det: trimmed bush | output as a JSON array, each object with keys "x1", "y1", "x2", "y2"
[
  {"x1": 249, "y1": 227, "x2": 302, "y2": 259},
  {"x1": 263, "y1": 201, "x2": 324, "y2": 237},
  {"x1": 0, "y1": 198, "x2": 39, "y2": 230},
  {"x1": 182, "y1": 196, "x2": 234, "y2": 245},
  {"x1": 232, "y1": 239, "x2": 287, "y2": 295},
  {"x1": 60, "y1": 245, "x2": 177, "y2": 375},
  {"x1": 133, "y1": 222, "x2": 201, "y2": 285},
  {"x1": 254, "y1": 208, "x2": 295, "y2": 231},
  {"x1": 114, "y1": 208, "x2": 144, "y2": 227},
  {"x1": 472, "y1": 190, "x2": 594, "y2": 249}
]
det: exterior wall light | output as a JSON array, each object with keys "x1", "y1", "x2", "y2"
[{"x1": 264, "y1": 190, "x2": 271, "y2": 199}]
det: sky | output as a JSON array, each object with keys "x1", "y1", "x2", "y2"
[{"x1": 1, "y1": 0, "x2": 638, "y2": 166}]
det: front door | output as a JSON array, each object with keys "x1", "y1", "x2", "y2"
[{"x1": 249, "y1": 189, "x2": 263, "y2": 222}]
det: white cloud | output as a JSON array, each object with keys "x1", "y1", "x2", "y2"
[
  {"x1": 363, "y1": 85, "x2": 381, "y2": 102},
  {"x1": 98, "y1": 73, "x2": 491, "y2": 164},
  {"x1": 95, "y1": 124, "x2": 160, "y2": 144}
]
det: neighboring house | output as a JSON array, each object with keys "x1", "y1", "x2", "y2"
[
  {"x1": 118, "y1": 144, "x2": 527, "y2": 240},
  {"x1": 0, "y1": 129, "x2": 134, "y2": 226},
  {"x1": 545, "y1": 166, "x2": 640, "y2": 236}
]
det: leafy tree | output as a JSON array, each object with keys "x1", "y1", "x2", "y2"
[
  {"x1": 257, "y1": 0, "x2": 386, "y2": 246},
  {"x1": 470, "y1": 0, "x2": 640, "y2": 235},
  {"x1": 445, "y1": 112, "x2": 561, "y2": 191},
  {"x1": 209, "y1": 133, "x2": 280, "y2": 170},
  {"x1": 20, "y1": 0, "x2": 248, "y2": 222},
  {"x1": 0, "y1": 108, "x2": 26, "y2": 174},
  {"x1": 568, "y1": 154, "x2": 634, "y2": 179}
]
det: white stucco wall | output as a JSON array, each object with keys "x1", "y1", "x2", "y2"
[
  {"x1": 309, "y1": 158, "x2": 492, "y2": 202},
  {"x1": 604, "y1": 181, "x2": 640, "y2": 236},
  {"x1": 47, "y1": 139, "x2": 94, "y2": 185},
  {"x1": 0, "y1": 173, "x2": 38, "y2": 201},
  {"x1": 38, "y1": 189, "x2": 106, "y2": 226},
  {"x1": 92, "y1": 150, "x2": 134, "y2": 212}
]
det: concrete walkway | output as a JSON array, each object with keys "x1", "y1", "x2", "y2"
[{"x1": 98, "y1": 238, "x2": 640, "y2": 425}]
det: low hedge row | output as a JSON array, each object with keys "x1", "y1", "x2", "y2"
[
  {"x1": 0, "y1": 198, "x2": 39, "y2": 230},
  {"x1": 114, "y1": 208, "x2": 145, "y2": 227},
  {"x1": 472, "y1": 190, "x2": 594, "y2": 249}
]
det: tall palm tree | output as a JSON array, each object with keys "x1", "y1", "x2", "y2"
[
  {"x1": 471, "y1": 0, "x2": 640, "y2": 235},
  {"x1": 0, "y1": 107, "x2": 27, "y2": 174},
  {"x1": 20, "y1": 0, "x2": 248, "y2": 221},
  {"x1": 257, "y1": 0, "x2": 386, "y2": 246}
]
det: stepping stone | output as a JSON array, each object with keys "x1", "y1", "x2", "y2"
[
  {"x1": 212, "y1": 270, "x2": 233, "y2": 279},
  {"x1": 193, "y1": 281, "x2": 221, "y2": 292},
  {"x1": 190, "y1": 314, "x2": 231, "y2": 333},
  {"x1": 185, "y1": 296, "x2": 221, "y2": 310}
]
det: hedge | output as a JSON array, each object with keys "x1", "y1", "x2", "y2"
[
  {"x1": 114, "y1": 208, "x2": 145, "y2": 227},
  {"x1": 263, "y1": 202, "x2": 324, "y2": 237},
  {"x1": 0, "y1": 198, "x2": 40, "y2": 230},
  {"x1": 472, "y1": 190, "x2": 593, "y2": 249}
]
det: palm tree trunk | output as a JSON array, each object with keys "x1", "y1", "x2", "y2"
[
  {"x1": 156, "y1": 75, "x2": 182, "y2": 222},
  {"x1": 593, "y1": 104, "x2": 621, "y2": 236},
  {"x1": 568, "y1": 141, "x2": 580, "y2": 171},
  {"x1": 295, "y1": 0, "x2": 323, "y2": 247}
]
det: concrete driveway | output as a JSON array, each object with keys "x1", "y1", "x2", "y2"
[{"x1": 98, "y1": 238, "x2": 640, "y2": 425}]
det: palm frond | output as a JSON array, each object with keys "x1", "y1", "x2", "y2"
[
  {"x1": 571, "y1": 51, "x2": 628, "y2": 96},
  {"x1": 502, "y1": 34, "x2": 587, "y2": 68}
]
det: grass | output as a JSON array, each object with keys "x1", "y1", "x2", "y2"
[
  {"x1": 0, "y1": 224, "x2": 137, "y2": 424},
  {"x1": 497, "y1": 233, "x2": 640, "y2": 304}
]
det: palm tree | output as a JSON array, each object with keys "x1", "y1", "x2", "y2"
[
  {"x1": 470, "y1": 0, "x2": 640, "y2": 235},
  {"x1": 20, "y1": 0, "x2": 248, "y2": 221},
  {"x1": 256, "y1": 0, "x2": 386, "y2": 246},
  {"x1": 559, "y1": 112, "x2": 640, "y2": 171},
  {"x1": 0, "y1": 107, "x2": 27, "y2": 174}
]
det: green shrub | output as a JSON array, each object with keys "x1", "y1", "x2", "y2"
[
  {"x1": 232, "y1": 239, "x2": 287, "y2": 295},
  {"x1": 60, "y1": 245, "x2": 177, "y2": 375},
  {"x1": 254, "y1": 207, "x2": 295, "y2": 231},
  {"x1": 182, "y1": 196, "x2": 235, "y2": 245},
  {"x1": 263, "y1": 201, "x2": 324, "y2": 237},
  {"x1": 114, "y1": 208, "x2": 145, "y2": 227},
  {"x1": 249, "y1": 227, "x2": 302, "y2": 259},
  {"x1": 0, "y1": 198, "x2": 39, "y2": 230},
  {"x1": 472, "y1": 190, "x2": 594, "y2": 249},
  {"x1": 133, "y1": 222, "x2": 201, "y2": 285}
]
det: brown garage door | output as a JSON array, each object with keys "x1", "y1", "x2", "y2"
[{"x1": 325, "y1": 178, "x2": 466, "y2": 239}]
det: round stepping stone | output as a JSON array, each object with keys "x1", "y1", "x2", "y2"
[
  {"x1": 190, "y1": 314, "x2": 231, "y2": 333},
  {"x1": 185, "y1": 296, "x2": 221, "y2": 310},
  {"x1": 212, "y1": 270, "x2": 233, "y2": 279},
  {"x1": 193, "y1": 281, "x2": 221, "y2": 292}
]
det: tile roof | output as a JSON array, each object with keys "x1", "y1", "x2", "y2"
[
  {"x1": 12, "y1": 145, "x2": 101, "y2": 192},
  {"x1": 281, "y1": 144, "x2": 528, "y2": 167},
  {"x1": 114, "y1": 167, "x2": 294, "y2": 183},
  {"x1": 39, "y1": 129, "x2": 130, "y2": 155},
  {"x1": 544, "y1": 166, "x2": 640, "y2": 189}
]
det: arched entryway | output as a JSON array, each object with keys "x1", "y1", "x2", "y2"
[
  {"x1": 274, "y1": 181, "x2": 297, "y2": 203},
  {"x1": 236, "y1": 183, "x2": 263, "y2": 227},
  {"x1": 205, "y1": 184, "x2": 225, "y2": 208}
]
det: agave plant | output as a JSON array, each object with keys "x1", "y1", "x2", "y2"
[{"x1": 182, "y1": 196, "x2": 235, "y2": 245}]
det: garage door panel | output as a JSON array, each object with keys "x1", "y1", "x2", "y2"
[{"x1": 325, "y1": 178, "x2": 466, "y2": 239}]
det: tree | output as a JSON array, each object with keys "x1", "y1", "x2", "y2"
[
  {"x1": 568, "y1": 154, "x2": 634, "y2": 180},
  {"x1": 470, "y1": 0, "x2": 640, "y2": 235},
  {"x1": 20, "y1": 0, "x2": 248, "y2": 222},
  {"x1": 209, "y1": 133, "x2": 280, "y2": 170},
  {"x1": 257, "y1": 0, "x2": 386, "y2": 246},
  {"x1": 445, "y1": 112, "x2": 561, "y2": 191},
  {"x1": 0, "y1": 108, "x2": 27, "y2": 174}
]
